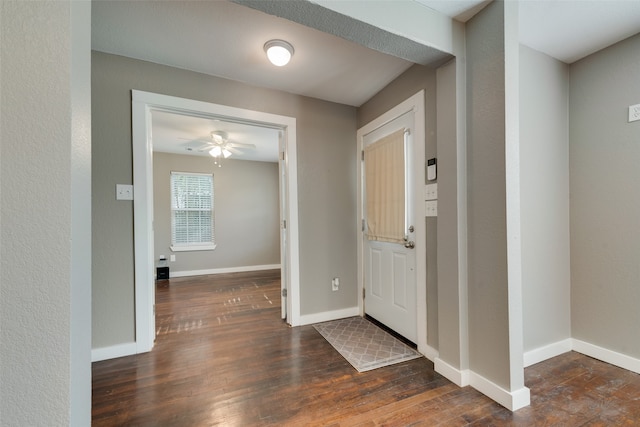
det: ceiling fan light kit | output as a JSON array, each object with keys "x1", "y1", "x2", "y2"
[
  {"x1": 180, "y1": 129, "x2": 257, "y2": 167},
  {"x1": 264, "y1": 39, "x2": 294, "y2": 66},
  {"x1": 209, "y1": 146, "x2": 222, "y2": 157}
]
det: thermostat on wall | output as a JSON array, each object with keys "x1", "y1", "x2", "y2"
[{"x1": 427, "y1": 158, "x2": 437, "y2": 181}]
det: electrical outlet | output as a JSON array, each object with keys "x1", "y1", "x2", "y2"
[
  {"x1": 170, "y1": 255, "x2": 176, "y2": 262},
  {"x1": 629, "y1": 104, "x2": 640, "y2": 123},
  {"x1": 331, "y1": 277, "x2": 340, "y2": 291},
  {"x1": 116, "y1": 184, "x2": 134, "y2": 200}
]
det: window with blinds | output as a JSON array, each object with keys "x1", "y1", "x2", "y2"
[{"x1": 170, "y1": 171, "x2": 216, "y2": 251}]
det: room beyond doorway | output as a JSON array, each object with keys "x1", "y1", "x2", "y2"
[{"x1": 150, "y1": 112, "x2": 281, "y2": 279}]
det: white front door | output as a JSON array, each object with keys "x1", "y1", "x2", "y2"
[{"x1": 362, "y1": 111, "x2": 417, "y2": 343}]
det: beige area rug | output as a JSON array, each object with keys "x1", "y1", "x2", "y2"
[{"x1": 313, "y1": 316, "x2": 422, "y2": 372}]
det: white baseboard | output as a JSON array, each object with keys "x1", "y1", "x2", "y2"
[
  {"x1": 92, "y1": 342, "x2": 137, "y2": 362},
  {"x1": 298, "y1": 306, "x2": 360, "y2": 326},
  {"x1": 434, "y1": 358, "x2": 530, "y2": 411},
  {"x1": 573, "y1": 338, "x2": 640, "y2": 374},
  {"x1": 421, "y1": 344, "x2": 439, "y2": 362},
  {"x1": 434, "y1": 357, "x2": 469, "y2": 387},
  {"x1": 169, "y1": 264, "x2": 281, "y2": 278},
  {"x1": 523, "y1": 338, "x2": 572, "y2": 367},
  {"x1": 468, "y1": 371, "x2": 530, "y2": 411},
  {"x1": 522, "y1": 338, "x2": 640, "y2": 375}
]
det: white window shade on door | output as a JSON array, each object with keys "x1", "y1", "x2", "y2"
[{"x1": 364, "y1": 129, "x2": 405, "y2": 244}]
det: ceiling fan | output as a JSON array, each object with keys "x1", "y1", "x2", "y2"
[{"x1": 181, "y1": 131, "x2": 256, "y2": 165}]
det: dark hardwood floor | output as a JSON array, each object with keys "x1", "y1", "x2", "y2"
[{"x1": 92, "y1": 271, "x2": 640, "y2": 426}]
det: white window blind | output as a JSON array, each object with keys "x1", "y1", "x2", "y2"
[{"x1": 170, "y1": 172, "x2": 215, "y2": 251}]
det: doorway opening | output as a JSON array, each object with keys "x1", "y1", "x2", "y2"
[{"x1": 131, "y1": 90, "x2": 300, "y2": 354}]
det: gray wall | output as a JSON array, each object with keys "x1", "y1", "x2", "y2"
[
  {"x1": 519, "y1": 45, "x2": 571, "y2": 353},
  {"x1": 153, "y1": 153, "x2": 280, "y2": 273},
  {"x1": 92, "y1": 52, "x2": 357, "y2": 349},
  {"x1": 465, "y1": 1, "x2": 512, "y2": 389},
  {"x1": 357, "y1": 64, "x2": 439, "y2": 350},
  {"x1": 569, "y1": 33, "x2": 640, "y2": 358},
  {"x1": 436, "y1": 59, "x2": 463, "y2": 367},
  {"x1": 1, "y1": 1, "x2": 92, "y2": 425}
]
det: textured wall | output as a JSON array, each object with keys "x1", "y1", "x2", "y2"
[
  {"x1": 519, "y1": 45, "x2": 571, "y2": 354},
  {"x1": 436, "y1": 59, "x2": 463, "y2": 366},
  {"x1": 1, "y1": 1, "x2": 91, "y2": 424},
  {"x1": 92, "y1": 52, "x2": 357, "y2": 349},
  {"x1": 153, "y1": 153, "x2": 280, "y2": 273},
  {"x1": 570, "y1": 33, "x2": 640, "y2": 358},
  {"x1": 465, "y1": 0, "x2": 512, "y2": 390}
]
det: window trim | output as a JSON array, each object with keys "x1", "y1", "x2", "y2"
[{"x1": 169, "y1": 171, "x2": 216, "y2": 252}]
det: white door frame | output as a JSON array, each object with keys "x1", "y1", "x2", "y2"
[
  {"x1": 131, "y1": 90, "x2": 301, "y2": 353},
  {"x1": 356, "y1": 90, "x2": 427, "y2": 355}
]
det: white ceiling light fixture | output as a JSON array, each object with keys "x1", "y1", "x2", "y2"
[
  {"x1": 207, "y1": 131, "x2": 231, "y2": 167},
  {"x1": 189, "y1": 130, "x2": 256, "y2": 167},
  {"x1": 209, "y1": 146, "x2": 222, "y2": 157},
  {"x1": 264, "y1": 39, "x2": 294, "y2": 66}
]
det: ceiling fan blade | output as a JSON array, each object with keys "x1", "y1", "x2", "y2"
[
  {"x1": 226, "y1": 141, "x2": 256, "y2": 149},
  {"x1": 226, "y1": 146, "x2": 243, "y2": 155},
  {"x1": 177, "y1": 136, "x2": 211, "y2": 143}
]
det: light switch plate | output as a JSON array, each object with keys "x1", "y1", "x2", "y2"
[
  {"x1": 425, "y1": 200, "x2": 437, "y2": 217},
  {"x1": 629, "y1": 104, "x2": 640, "y2": 123},
  {"x1": 116, "y1": 184, "x2": 134, "y2": 200},
  {"x1": 425, "y1": 183, "x2": 438, "y2": 201}
]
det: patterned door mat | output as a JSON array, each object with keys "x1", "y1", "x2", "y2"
[{"x1": 313, "y1": 316, "x2": 422, "y2": 372}]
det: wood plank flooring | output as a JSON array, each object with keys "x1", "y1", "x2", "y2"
[{"x1": 92, "y1": 271, "x2": 640, "y2": 426}]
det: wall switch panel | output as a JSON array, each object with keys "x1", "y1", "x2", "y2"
[
  {"x1": 425, "y1": 200, "x2": 438, "y2": 217},
  {"x1": 116, "y1": 184, "x2": 134, "y2": 200},
  {"x1": 629, "y1": 104, "x2": 640, "y2": 123},
  {"x1": 425, "y1": 183, "x2": 438, "y2": 201}
]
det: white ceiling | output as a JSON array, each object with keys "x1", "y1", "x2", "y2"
[
  {"x1": 92, "y1": 0, "x2": 640, "y2": 160},
  {"x1": 92, "y1": 0, "x2": 414, "y2": 108},
  {"x1": 517, "y1": 0, "x2": 640, "y2": 64},
  {"x1": 152, "y1": 111, "x2": 281, "y2": 162}
]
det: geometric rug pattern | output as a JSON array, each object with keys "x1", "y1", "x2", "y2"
[{"x1": 313, "y1": 316, "x2": 422, "y2": 372}]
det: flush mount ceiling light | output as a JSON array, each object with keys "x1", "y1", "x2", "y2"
[{"x1": 264, "y1": 39, "x2": 294, "y2": 67}]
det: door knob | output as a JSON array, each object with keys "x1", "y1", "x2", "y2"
[{"x1": 404, "y1": 241, "x2": 415, "y2": 249}]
